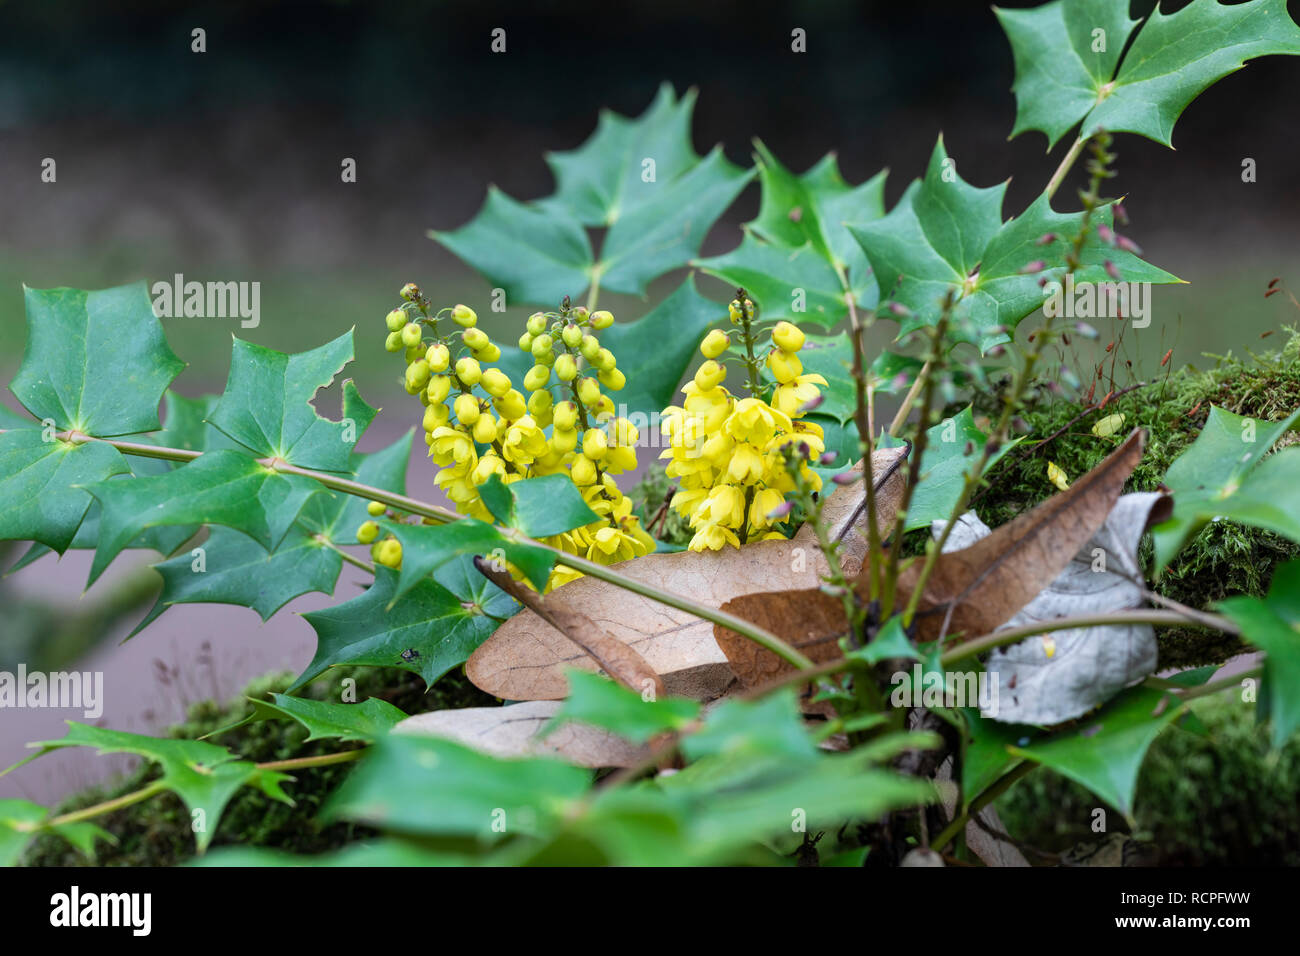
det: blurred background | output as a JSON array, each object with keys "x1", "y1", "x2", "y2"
[{"x1": 1, "y1": 0, "x2": 1298, "y2": 804}]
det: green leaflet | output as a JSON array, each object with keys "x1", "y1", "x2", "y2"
[
  {"x1": 208, "y1": 330, "x2": 375, "y2": 472},
  {"x1": 696, "y1": 142, "x2": 887, "y2": 326},
  {"x1": 382, "y1": 516, "x2": 555, "y2": 597},
  {"x1": 220, "y1": 693, "x2": 408, "y2": 744},
  {"x1": 1151, "y1": 404, "x2": 1300, "y2": 568},
  {"x1": 1008, "y1": 685, "x2": 1185, "y2": 817},
  {"x1": 999, "y1": 0, "x2": 1300, "y2": 149},
  {"x1": 848, "y1": 139, "x2": 1178, "y2": 351},
  {"x1": 548, "y1": 670, "x2": 700, "y2": 744},
  {"x1": 0, "y1": 431, "x2": 129, "y2": 553},
  {"x1": 84, "y1": 450, "x2": 323, "y2": 586},
  {"x1": 479, "y1": 473, "x2": 599, "y2": 539},
  {"x1": 0, "y1": 798, "x2": 112, "y2": 867},
  {"x1": 1218, "y1": 561, "x2": 1300, "y2": 748},
  {"x1": 11, "y1": 282, "x2": 184, "y2": 436},
  {"x1": 292, "y1": 563, "x2": 515, "y2": 691},
  {"x1": 431, "y1": 85, "x2": 752, "y2": 303},
  {"x1": 11, "y1": 723, "x2": 292, "y2": 853}
]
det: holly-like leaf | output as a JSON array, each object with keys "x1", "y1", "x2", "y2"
[
  {"x1": 84, "y1": 450, "x2": 322, "y2": 586},
  {"x1": 548, "y1": 671, "x2": 700, "y2": 744},
  {"x1": 999, "y1": 0, "x2": 1300, "y2": 150},
  {"x1": 227, "y1": 693, "x2": 408, "y2": 744},
  {"x1": 0, "y1": 431, "x2": 129, "y2": 553},
  {"x1": 381, "y1": 517, "x2": 556, "y2": 598},
  {"x1": 431, "y1": 85, "x2": 752, "y2": 303},
  {"x1": 696, "y1": 143, "x2": 887, "y2": 325},
  {"x1": 0, "y1": 798, "x2": 113, "y2": 866},
  {"x1": 1152, "y1": 404, "x2": 1300, "y2": 568},
  {"x1": 1218, "y1": 561, "x2": 1300, "y2": 748},
  {"x1": 10, "y1": 723, "x2": 292, "y2": 853},
  {"x1": 848, "y1": 139, "x2": 1178, "y2": 350},
  {"x1": 1007, "y1": 685, "x2": 1184, "y2": 816},
  {"x1": 11, "y1": 283, "x2": 184, "y2": 436},
  {"x1": 292, "y1": 564, "x2": 513, "y2": 691},
  {"x1": 299, "y1": 427, "x2": 414, "y2": 546},
  {"x1": 479, "y1": 473, "x2": 599, "y2": 539},
  {"x1": 208, "y1": 331, "x2": 375, "y2": 473}
]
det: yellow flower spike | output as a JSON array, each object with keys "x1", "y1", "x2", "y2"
[
  {"x1": 495, "y1": 389, "x2": 528, "y2": 421},
  {"x1": 771, "y1": 321, "x2": 805, "y2": 353},
  {"x1": 451, "y1": 304, "x2": 477, "y2": 328},
  {"x1": 454, "y1": 356, "x2": 482, "y2": 387},
  {"x1": 1047, "y1": 461, "x2": 1071, "y2": 491},
  {"x1": 405, "y1": 360, "x2": 431, "y2": 394},
  {"x1": 694, "y1": 360, "x2": 727, "y2": 391},
  {"x1": 590, "y1": 310, "x2": 615, "y2": 330},
  {"x1": 400, "y1": 322, "x2": 423, "y2": 349},
  {"x1": 422, "y1": 402, "x2": 450, "y2": 433},
  {"x1": 472, "y1": 414, "x2": 499, "y2": 444},
  {"x1": 385, "y1": 309, "x2": 408, "y2": 332},
  {"x1": 425, "y1": 343, "x2": 450, "y2": 372},
  {"x1": 453, "y1": 393, "x2": 481, "y2": 425},
  {"x1": 426, "y1": 374, "x2": 452, "y2": 405},
  {"x1": 550, "y1": 426, "x2": 578, "y2": 454},
  {"x1": 700, "y1": 329, "x2": 729, "y2": 359},
  {"x1": 597, "y1": 367, "x2": 626, "y2": 391},
  {"x1": 555, "y1": 354, "x2": 579, "y2": 381},
  {"x1": 357, "y1": 520, "x2": 380, "y2": 544},
  {"x1": 524, "y1": 364, "x2": 551, "y2": 391},
  {"x1": 766, "y1": 348, "x2": 803, "y2": 384},
  {"x1": 384, "y1": 331, "x2": 404, "y2": 353},
  {"x1": 480, "y1": 368, "x2": 512, "y2": 398}
]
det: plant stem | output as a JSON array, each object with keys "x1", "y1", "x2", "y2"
[
  {"x1": 257, "y1": 749, "x2": 364, "y2": 772},
  {"x1": 1046, "y1": 135, "x2": 1087, "y2": 200},
  {"x1": 313, "y1": 534, "x2": 375, "y2": 573},
  {"x1": 837, "y1": 272, "x2": 883, "y2": 603},
  {"x1": 888, "y1": 360, "x2": 930, "y2": 437},
  {"x1": 37, "y1": 780, "x2": 169, "y2": 829}
]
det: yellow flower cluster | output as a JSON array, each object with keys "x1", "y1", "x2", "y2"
[
  {"x1": 371, "y1": 284, "x2": 655, "y2": 589},
  {"x1": 659, "y1": 298, "x2": 827, "y2": 552}
]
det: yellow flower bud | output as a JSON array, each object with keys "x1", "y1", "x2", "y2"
[
  {"x1": 526, "y1": 312, "x2": 548, "y2": 335},
  {"x1": 771, "y1": 321, "x2": 805, "y2": 353},
  {"x1": 400, "y1": 283, "x2": 420, "y2": 302},
  {"x1": 376, "y1": 538, "x2": 403, "y2": 568},
  {"x1": 593, "y1": 348, "x2": 616, "y2": 372},
  {"x1": 385, "y1": 309, "x2": 407, "y2": 332},
  {"x1": 595, "y1": 394, "x2": 616, "y2": 417},
  {"x1": 357, "y1": 520, "x2": 380, "y2": 544},
  {"x1": 555, "y1": 353, "x2": 578, "y2": 381},
  {"x1": 400, "y1": 323, "x2": 424, "y2": 350},
  {"x1": 694, "y1": 360, "x2": 726, "y2": 391},
  {"x1": 425, "y1": 343, "x2": 450, "y2": 371},
  {"x1": 553, "y1": 401, "x2": 578, "y2": 431},
  {"x1": 530, "y1": 333, "x2": 554, "y2": 359},
  {"x1": 473, "y1": 414, "x2": 498, "y2": 444},
  {"x1": 475, "y1": 343, "x2": 501, "y2": 363},
  {"x1": 582, "y1": 427, "x2": 608, "y2": 460},
  {"x1": 455, "y1": 356, "x2": 482, "y2": 386},
  {"x1": 480, "y1": 368, "x2": 512, "y2": 398},
  {"x1": 426, "y1": 374, "x2": 452, "y2": 404},
  {"x1": 728, "y1": 300, "x2": 742, "y2": 324},
  {"x1": 521, "y1": 365, "x2": 548, "y2": 392},
  {"x1": 454, "y1": 393, "x2": 481, "y2": 425},
  {"x1": 561, "y1": 324, "x2": 583, "y2": 348},
  {"x1": 494, "y1": 389, "x2": 527, "y2": 421},
  {"x1": 700, "y1": 329, "x2": 729, "y2": 359},
  {"x1": 590, "y1": 310, "x2": 615, "y2": 330},
  {"x1": 570, "y1": 455, "x2": 597, "y2": 485},
  {"x1": 528, "y1": 389, "x2": 554, "y2": 416},
  {"x1": 405, "y1": 360, "x2": 431, "y2": 393},
  {"x1": 463, "y1": 328, "x2": 489, "y2": 351},
  {"x1": 518, "y1": 331, "x2": 535, "y2": 351},
  {"x1": 580, "y1": 334, "x2": 601, "y2": 362},
  {"x1": 766, "y1": 349, "x2": 803, "y2": 384},
  {"x1": 423, "y1": 402, "x2": 449, "y2": 432},
  {"x1": 598, "y1": 367, "x2": 626, "y2": 391},
  {"x1": 384, "y1": 331, "x2": 404, "y2": 353},
  {"x1": 366, "y1": 500, "x2": 386, "y2": 517},
  {"x1": 550, "y1": 426, "x2": 578, "y2": 454},
  {"x1": 452, "y1": 304, "x2": 477, "y2": 327},
  {"x1": 577, "y1": 377, "x2": 602, "y2": 407}
]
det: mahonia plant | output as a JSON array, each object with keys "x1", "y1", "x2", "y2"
[
  {"x1": 371, "y1": 283, "x2": 655, "y2": 589},
  {"x1": 661, "y1": 291, "x2": 828, "y2": 551}
]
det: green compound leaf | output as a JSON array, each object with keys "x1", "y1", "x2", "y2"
[
  {"x1": 432, "y1": 85, "x2": 752, "y2": 304},
  {"x1": 479, "y1": 473, "x2": 599, "y2": 539},
  {"x1": 1152, "y1": 404, "x2": 1300, "y2": 568},
  {"x1": 13, "y1": 723, "x2": 292, "y2": 853},
  {"x1": 696, "y1": 142, "x2": 887, "y2": 326},
  {"x1": 1218, "y1": 561, "x2": 1300, "y2": 748},
  {"x1": 999, "y1": 0, "x2": 1300, "y2": 150},
  {"x1": 849, "y1": 139, "x2": 1178, "y2": 351},
  {"x1": 382, "y1": 517, "x2": 555, "y2": 597},
  {"x1": 224, "y1": 693, "x2": 408, "y2": 744},
  {"x1": 324, "y1": 732, "x2": 590, "y2": 840},
  {"x1": 0, "y1": 431, "x2": 129, "y2": 553},
  {"x1": 299, "y1": 427, "x2": 414, "y2": 546},
  {"x1": 1007, "y1": 685, "x2": 1185, "y2": 816},
  {"x1": 208, "y1": 330, "x2": 375, "y2": 472},
  {"x1": 84, "y1": 449, "x2": 323, "y2": 586},
  {"x1": 11, "y1": 283, "x2": 184, "y2": 436},
  {"x1": 292, "y1": 563, "x2": 514, "y2": 691},
  {"x1": 879, "y1": 405, "x2": 1021, "y2": 531},
  {"x1": 549, "y1": 670, "x2": 700, "y2": 745},
  {"x1": 0, "y1": 798, "x2": 113, "y2": 866}
]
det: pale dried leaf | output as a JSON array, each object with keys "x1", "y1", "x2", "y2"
[{"x1": 466, "y1": 447, "x2": 908, "y2": 701}]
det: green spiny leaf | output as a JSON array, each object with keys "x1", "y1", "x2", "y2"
[
  {"x1": 0, "y1": 798, "x2": 113, "y2": 866},
  {"x1": 549, "y1": 670, "x2": 700, "y2": 744},
  {"x1": 479, "y1": 473, "x2": 599, "y2": 538},
  {"x1": 226, "y1": 693, "x2": 408, "y2": 744},
  {"x1": 382, "y1": 517, "x2": 555, "y2": 597},
  {"x1": 1218, "y1": 561, "x2": 1300, "y2": 748}
]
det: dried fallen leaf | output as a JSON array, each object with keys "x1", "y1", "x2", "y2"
[
  {"x1": 473, "y1": 556, "x2": 665, "y2": 699},
  {"x1": 394, "y1": 701, "x2": 649, "y2": 768},
  {"x1": 465, "y1": 447, "x2": 909, "y2": 701}
]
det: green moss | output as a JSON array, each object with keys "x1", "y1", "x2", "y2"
[
  {"x1": 21, "y1": 666, "x2": 492, "y2": 867},
  {"x1": 996, "y1": 693, "x2": 1300, "y2": 865}
]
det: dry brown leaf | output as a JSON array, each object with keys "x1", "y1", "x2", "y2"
[
  {"x1": 394, "y1": 701, "x2": 650, "y2": 768},
  {"x1": 892, "y1": 428, "x2": 1146, "y2": 642},
  {"x1": 464, "y1": 446, "x2": 909, "y2": 702},
  {"x1": 473, "y1": 556, "x2": 665, "y2": 698}
]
